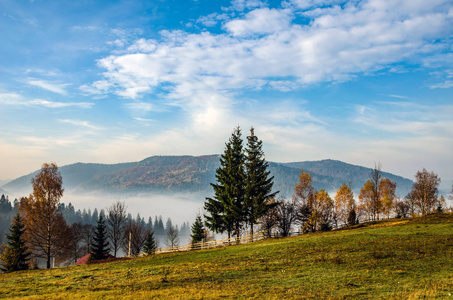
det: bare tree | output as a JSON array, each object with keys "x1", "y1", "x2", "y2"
[
  {"x1": 81, "y1": 224, "x2": 95, "y2": 254},
  {"x1": 122, "y1": 220, "x2": 148, "y2": 256},
  {"x1": 258, "y1": 198, "x2": 279, "y2": 238},
  {"x1": 275, "y1": 200, "x2": 297, "y2": 237},
  {"x1": 106, "y1": 201, "x2": 127, "y2": 257},
  {"x1": 410, "y1": 169, "x2": 441, "y2": 215},
  {"x1": 54, "y1": 223, "x2": 85, "y2": 266},
  {"x1": 165, "y1": 225, "x2": 180, "y2": 249},
  {"x1": 404, "y1": 192, "x2": 418, "y2": 216},
  {"x1": 395, "y1": 198, "x2": 411, "y2": 218}
]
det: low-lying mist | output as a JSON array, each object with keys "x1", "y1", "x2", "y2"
[{"x1": 62, "y1": 191, "x2": 207, "y2": 226}]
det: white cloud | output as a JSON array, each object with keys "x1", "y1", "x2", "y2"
[
  {"x1": 0, "y1": 92, "x2": 24, "y2": 106},
  {"x1": 0, "y1": 92, "x2": 94, "y2": 108},
  {"x1": 85, "y1": 0, "x2": 452, "y2": 105},
  {"x1": 196, "y1": 13, "x2": 230, "y2": 27},
  {"x1": 29, "y1": 99, "x2": 94, "y2": 109},
  {"x1": 227, "y1": 0, "x2": 267, "y2": 11},
  {"x1": 27, "y1": 79, "x2": 70, "y2": 95},
  {"x1": 20, "y1": 0, "x2": 449, "y2": 189},
  {"x1": 353, "y1": 102, "x2": 453, "y2": 135},
  {"x1": 430, "y1": 80, "x2": 453, "y2": 89},
  {"x1": 389, "y1": 94, "x2": 411, "y2": 100},
  {"x1": 58, "y1": 119, "x2": 102, "y2": 130},
  {"x1": 224, "y1": 8, "x2": 293, "y2": 37}
]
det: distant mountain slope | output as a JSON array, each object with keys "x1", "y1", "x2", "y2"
[
  {"x1": 281, "y1": 159, "x2": 414, "y2": 196},
  {"x1": 84, "y1": 155, "x2": 219, "y2": 193},
  {"x1": 1, "y1": 156, "x2": 413, "y2": 198},
  {"x1": 2, "y1": 161, "x2": 135, "y2": 194}
]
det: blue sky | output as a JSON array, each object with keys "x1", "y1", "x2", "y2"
[{"x1": 1, "y1": 0, "x2": 452, "y2": 190}]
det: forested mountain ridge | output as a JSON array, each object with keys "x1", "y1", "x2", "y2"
[
  {"x1": 280, "y1": 159, "x2": 413, "y2": 195},
  {"x1": 1, "y1": 155, "x2": 413, "y2": 197}
]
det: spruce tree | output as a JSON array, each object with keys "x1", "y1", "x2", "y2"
[
  {"x1": 205, "y1": 126, "x2": 245, "y2": 241},
  {"x1": 244, "y1": 127, "x2": 278, "y2": 238},
  {"x1": 143, "y1": 231, "x2": 157, "y2": 255},
  {"x1": 90, "y1": 215, "x2": 110, "y2": 260},
  {"x1": 0, "y1": 213, "x2": 30, "y2": 272},
  {"x1": 190, "y1": 215, "x2": 207, "y2": 244}
]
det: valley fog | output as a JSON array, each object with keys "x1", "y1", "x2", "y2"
[{"x1": 61, "y1": 192, "x2": 206, "y2": 227}]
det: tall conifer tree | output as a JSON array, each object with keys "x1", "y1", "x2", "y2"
[
  {"x1": 205, "y1": 126, "x2": 246, "y2": 241},
  {"x1": 91, "y1": 215, "x2": 110, "y2": 260},
  {"x1": 244, "y1": 128, "x2": 278, "y2": 238},
  {"x1": 0, "y1": 213, "x2": 30, "y2": 272}
]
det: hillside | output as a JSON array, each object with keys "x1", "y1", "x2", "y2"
[
  {"x1": 1, "y1": 214, "x2": 452, "y2": 299},
  {"x1": 281, "y1": 159, "x2": 414, "y2": 196},
  {"x1": 1, "y1": 156, "x2": 413, "y2": 197}
]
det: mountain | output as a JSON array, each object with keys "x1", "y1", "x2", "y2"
[
  {"x1": 280, "y1": 159, "x2": 414, "y2": 196},
  {"x1": 2, "y1": 161, "x2": 136, "y2": 195},
  {"x1": 1, "y1": 156, "x2": 413, "y2": 198}
]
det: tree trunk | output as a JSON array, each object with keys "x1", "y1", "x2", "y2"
[
  {"x1": 250, "y1": 223, "x2": 254, "y2": 242},
  {"x1": 47, "y1": 221, "x2": 51, "y2": 269}
]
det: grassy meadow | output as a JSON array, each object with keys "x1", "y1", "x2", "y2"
[{"x1": 1, "y1": 213, "x2": 452, "y2": 299}]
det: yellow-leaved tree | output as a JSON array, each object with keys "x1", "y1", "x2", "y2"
[
  {"x1": 334, "y1": 184, "x2": 355, "y2": 226},
  {"x1": 379, "y1": 178, "x2": 397, "y2": 219}
]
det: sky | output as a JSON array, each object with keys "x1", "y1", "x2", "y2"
[{"x1": 1, "y1": 0, "x2": 453, "y2": 190}]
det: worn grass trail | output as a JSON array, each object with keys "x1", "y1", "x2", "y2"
[{"x1": 1, "y1": 214, "x2": 452, "y2": 299}]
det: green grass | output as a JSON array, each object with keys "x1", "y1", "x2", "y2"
[{"x1": 1, "y1": 213, "x2": 453, "y2": 299}]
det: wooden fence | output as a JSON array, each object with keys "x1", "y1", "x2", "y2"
[{"x1": 154, "y1": 231, "x2": 266, "y2": 254}]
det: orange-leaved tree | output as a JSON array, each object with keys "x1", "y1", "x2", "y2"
[{"x1": 20, "y1": 163, "x2": 69, "y2": 269}]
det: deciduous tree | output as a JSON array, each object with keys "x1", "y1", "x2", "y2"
[
  {"x1": 379, "y1": 178, "x2": 397, "y2": 219},
  {"x1": 334, "y1": 184, "x2": 355, "y2": 226},
  {"x1": 293, "y1": 169, "x2": 315, "y2": 228},
  {"x1": 258, "y1": 197, "x2": 279, "y2": 238},
  {"x1": 81, "y1": 224, "x2": 95, "y2": 254},
  {"x1": 358, "y1": 180, "x2": 374, "y2": 221},
  {"x1": 410, "y1": 169, "x2": 441, "y2": 215},
  {"x1": 106, "y1": 201, "x2": 127, "y2": 257},
  {"x1": 395, "y1": 197, "x2": 411, "y2": 218},
  {"x1": 303, "y1": 190, "x2": 334, "y2": 232},
  {"x1": 165, "y1": 225, "x2": 180, "y2": 249},
  {"x1": 66, "y1": 222, "x2": 84, "y2": 265},
  {"x1": 275, "y1": 200, "x2": 297, "y2": 237},
  {"x1": 122, "y1": 220, "x2": 148, "y2": 256},
  {"x1": 369, "y1": 163, "x2": 382, "y2": 220},
  {"x1": 20, "y1": 163, "x2": 67, "y2": 269}
]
